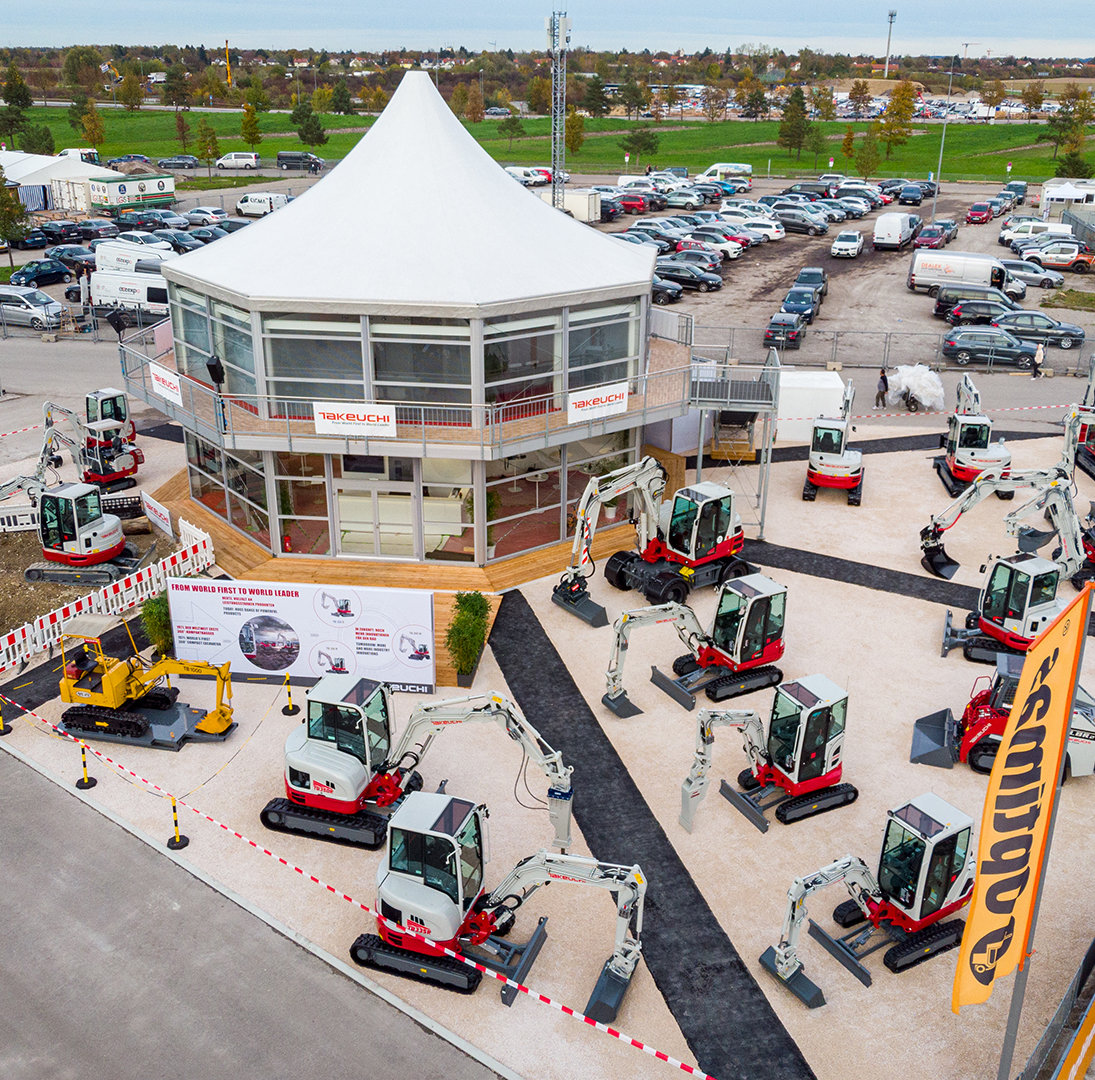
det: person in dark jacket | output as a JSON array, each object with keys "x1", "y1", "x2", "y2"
[{"x1": 875, "y1": 368, "x2": 888, "y2": 407}]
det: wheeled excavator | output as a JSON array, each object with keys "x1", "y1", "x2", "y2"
[
  {"x1": 679, "y1": 675, "x2": 858, "y2": 834},
  {"x1": 350, "y1": 790, "x2": 645, "y2": 1023},
  {"x1": 761, "y1": 793, "x2": 975, "y2": 1008},
  {"x1": 260, "y1": 680, "x2": 574, "y2": 851},
  {"x1": 398, "y1": 633, "x2": 430, "y2": 661},
  {"x1": 803, "y1": 382, "x2": 863, "y2": 505},
  {"x1": 551, "y1": 455, "x2": 754, "y2": 627},
  {"x1": 933, "y1": 374, "x2": 1012, "y2": 497},
  {"x1": 57, "y1": 614, "x2": 235, "y2": 748},
  {"x1": 320, "y1": 592, "x2": 354, "y2": 618},
  {"x1": 911, "y1": 652, "x2": 1095, "y2": 776},
  {"x1": 601, "y1": 572, "x2": 787, "y2": 716}
]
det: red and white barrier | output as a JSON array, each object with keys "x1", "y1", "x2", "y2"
[{"x1": 0, "y1": 689, "x2": 716, "y2": 1080}]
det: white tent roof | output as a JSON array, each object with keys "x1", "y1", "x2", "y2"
[
  {"x1": 0, "y1": 151, "x2": 121, "y2": 187},
  {"x1": 164, "y1": 72, "x2": 654, "y2": 317},
  {"x1": 1044, "y1": 181, "x2": 1091, "y2": 200}
]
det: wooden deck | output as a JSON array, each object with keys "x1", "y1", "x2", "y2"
[{"x1": 153, "y1": 469, "x2": 635, "y2": 685}]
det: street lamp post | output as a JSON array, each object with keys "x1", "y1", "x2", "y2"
[
  {"x1": 931, "y1": 59, "x2": 956, "y2": 223},
  {"x1": 884, "y1": 11, "x2": 897, "y2": 79}
]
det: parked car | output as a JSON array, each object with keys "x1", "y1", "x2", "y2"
[
  {"x1": 813, "y1": 199, "x2": 848, "y2": 221},
  {"x1": 215, "y1": 152, "x2": 260, "y2": 170},
  {"x1": 143, "y1": 208, "x2": 190, "y2": 230},
  {"x1": 0, "y1": 285, "x2": 65, "y2": 329},
  {"x1": 187, "y1": 226, "x2": 229, "y2": 244},
  {"x1": 830, "y1": 230, "x2": 864, "y2": 258},
  {"x1": 878, "y1": 179, "x2": 913, "y2": 194},
  {"x1": 837, "y1": 196, "x2": 873, "y2": 217},
  {"x1": 966, "y1": 203, "x2": 994, "y2": 224},
  {"x1": 105, "y1": 153, "x2": 151, "y2": 167},
  {"x1": 217, "y1": 218, "x2": 252, "y2": 233},
  {"x1": 994, "y1": 191, "x2": 1017, "y2": 211},
  {"x1": 651, "y1": 275, "x2": 684, "y2": 305},
  {"x1": 986, "y1": 197, "x2": 1008, "y2": 217},
  {"x1": 12, "y1": 227, "x2": 49, "y2": 250},
  {"x1": 945, "y1": 299, "x2": 1016, "y2": 327},
  {"x1": 485, "y1": 106, "x2": 512, "y2": 117},
  {"x1": 664, "y1": 190, "x2": 705, "y2": 211},
  {"x1": 689, "y1": 230, "x2": 745, "y2": 258},
  {"x1": 773, "y1": 208, "x2": 828, "y2": 236},
  {"x1": 115, "y1": 230, "x2": 174, "y2": 248},
  {"x1": 185, "y1": 206, "x2": 230, "y2": 227},
  {"x1": 599, "y1": 198, "x2": 623, "y2": 223},
  {"x1": 157, "y1": 154, "x2": 200, "y2": 169},
  {"x1": 665, "y1": 249, "x2": 723, "y2": 273},
  {"x1": 936, "y1": 218, "x2": 960, "y2": 243},
  {"x1": 113, "y1": 210, "x2": 164, "y2": 231},
  {"x1": 1023, "y1": 241, "x2": 1095, "y2": 273},
  {"x1": 654, "y1": 261, "x2": 723, "y2": 292},
  {"x1": 151, "y1": 229, "x2": 204, "y2": 253},
  {"x1": 998, "y1": 259, "x2": 1065, "y2": 290},
  {"x1": 795, "y1": 266, "x2": 829, "y2": 299},
  {"x1": 914, "y1": 225, "x2": 948, "y2": 249},
  {"x1": 898, "y1": 184, "x2": 924, "y2": 206},
  {"x1": 44, "y1": 245, "x2": 97, "y2": 271},
  {"x1": 737, "y1": 217, "x2": 785, "y2": 241},
  {"x1": 613, "y1": 231, "x2": 669, "y2": 254},
  {"x1": 10, "y1": 259, "x2": 73, "y2": 287},
  {"x1": 37, "y1": 220, "x2": 82, "y2": 244},
  {"x1": 991, "y1": 311, "x2": 1085, "y2": 349},
  {"x1": 77, "y1": 218, "x2": 119, "y2": 241},
  {"x1": 940, "y1": 327, "x2": 1037, "y2": 367},
  {"x1": 615, "y1": 191, "x2": 648, "y2": 213},
  {"x1": 781, "y1": 287, "x2": 822, "y2": 323},
  {"x1": 917, "y1": 181, "x2": 940, "y2": 197},
  {"x1": 764, "y1": 312, "x2": 808, "y2": 349}
]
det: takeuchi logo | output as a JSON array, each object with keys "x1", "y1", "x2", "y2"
[
  {"x1": 318, "y1": 410, "x2": 393, "y2": 423},
  {"x1": 572, "y1": 391, "x2": 626, "y2": 410}
]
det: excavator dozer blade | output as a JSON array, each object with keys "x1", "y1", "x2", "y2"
[
  {"x1": 497, "y1": 917, "x2": 549, "y2": 1007},
  {"x1": 759, "y1": 946, "x2": 825, "y2": 1009},
  {"x1": 719, "y1": 779, "x2": 770, "y2": 833},
  {"x1": 584, "y1": 960, "x2": 633, "y2": 1024},
  {"x1": 601, "y1": 691, "x2": 642, "y2": 718},
  {"x1": 910, "y1": 709, "x2": 958, "y2": 768},
  {"x1": 551, "y1": 582, "x2": 608, "y2": 628},
  {"x1": 650, "y1": 665, "x2": 697, "y2": 710},
  {"x1": 807, "y1": 920, "x2": 872, "y2": 987},
  {"x1": 921, "y1": 541, "x2": 960, "y2": 580}
]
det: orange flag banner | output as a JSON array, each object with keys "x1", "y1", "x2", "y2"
[{"x1": 952, "y1": 586, "x2": 1091, "y2": 1012}]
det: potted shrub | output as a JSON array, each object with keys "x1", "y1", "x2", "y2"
[
  {"x1": 446, "y1": 590, "x2": 490, "y2": 687},
  {"x1": 140, "y1": 590, "x2": 174, "y2": 660}
]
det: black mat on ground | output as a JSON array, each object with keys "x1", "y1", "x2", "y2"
[
  {"x1": 138, "y1": 421, "x2": 184, "y2": 443},
  {"x1": 750, "y1": 540, "x2": 981, "y2": 609},
  {"x1": 489, "y1": 590, "x2": 817, "y2": 1080}
]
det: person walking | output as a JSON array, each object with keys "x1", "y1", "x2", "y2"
[
  {"x1": 1032, "y1": 342, "x2": 1045, "y2": 379},
  {"x1": 875, "y1": 367, "x2": 889, "y2": 408}
]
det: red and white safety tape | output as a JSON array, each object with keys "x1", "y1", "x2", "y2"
[
  {"x1": 0, "y1": 422, "x2": 46, "y2": 439},
  {"x1": 0, "y1": 691, "x2": 716, "y2": 1080},
  {"x1": 780, "y1": 401, "x2": 1077, "y2": 423}
]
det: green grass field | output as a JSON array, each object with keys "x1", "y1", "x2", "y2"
[{"x1": 23, "y1": 105, "x2": 1074, "y2": 182}]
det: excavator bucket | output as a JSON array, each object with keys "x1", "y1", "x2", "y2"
[
  {"x1": 584, "y1": 961, "x2": 634, "y2": 1024},
  {"x1": 196, "y1": 706, "x2": 234, "y2": 736},
  {"x1": 551, "y1": 580, "x2": 608, "y2": 628},
  {"x1": 1014, "y1": 525, "x2": 1056, "y2": 553},
  {"x1": 601, "y1": 690, "x2": 642, "y2": 718},
  {"x1": 921, "y1": 538, "x2": 960, "y2": 579},
  {"x1": 909, "y1": 709, "x2": 958, "y2": 768},
  {"x1": 759, "y1": 947, "x2": 825, "y2": 1009}
]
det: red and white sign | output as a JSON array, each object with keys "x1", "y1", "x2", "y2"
[
  {"x1": 140, "y1": 492, "x2": 173, "y2": 539},
  {"x1": 149, "y1": 361, "x2": 183, "y2": 407},
  {"x1": 313, "y1": 401, "x2": 396, "y2": 437},
  {"x1": 567, "y1": 381, "x2": 629, "y2": 424}
]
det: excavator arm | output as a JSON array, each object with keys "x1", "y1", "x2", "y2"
[
  {"x1": 955, "y1": 374, "x2": 982, "y2": 416},
  {"x1": 1005, "y1": 480, "x2": 1094, "y2": 582},
  {"x1": 141, "y1": 658, "x2": 234, "y2": 735},
  {"x1": 478, "y1": 849, "x2": 645, "y2": 1020},
  {"x1": 380, "y1": 692, "x2": 574, "y2": 852},
  {"x1": 602, "y1": 601, "x2": 711, "y2": 716},
  {"x1": 679, "y1": 707, "x2": 766, "y2": 832},
  {"x1": 552, "y1": 455, "x2": 667, "y2": 626}
]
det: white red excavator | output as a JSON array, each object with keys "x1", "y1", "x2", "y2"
[
  {"x1": 85, "y1": 387, "x2": 137, "y2": 445},
  {"x1": 42, "y1": 401, "x2": 144, "y2": 492},
  {"x1": 679, "y1": 675, "x2": 857, "y2": 834},
  {"x1": 350, "y1": 790, "x2": 645, "y2": 1023},
  {"x1": 803, "y1": 382, "x2": 863, "y2": 505},
  {"x1": 551, "y1": 455, "x2": 754, "y2": 627},
  {"x1": 260, "y1": 678, "x2": 573, "y2": 851},
  {"x1": 911, "y1": 652, "x2": 1095, "y2": 777},
  {"x1": 933, "y1": 374, "x2": 1012, "y2": 497},
  {"x1": 761, "y1": 793, "x2": 975, "y2": 1008},
  {"x1": 601, "y1": 572, "x2": 787, "y2": 716}
]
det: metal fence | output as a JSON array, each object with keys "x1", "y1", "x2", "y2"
[
  {"x1": 1062, "y1": 207, "x2": 1095, "y2": 249},
  {"x1": 0, "y1": 302, "x2": 167, "y2": 343}
]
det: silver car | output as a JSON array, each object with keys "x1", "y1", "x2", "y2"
[
  {"x1": 185, "y1": 206, "x2": 229, "y2": 227},
  {"x1": 0, "y1": 285, "x2": 64, "y2": 330},
  {"x1": 999, "y1": 258, "x2": 1065, "y2": 290}
]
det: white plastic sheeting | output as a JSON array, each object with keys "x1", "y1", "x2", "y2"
[{"x1": 886, "y1": 363, "x2": 945, "y2": 412}]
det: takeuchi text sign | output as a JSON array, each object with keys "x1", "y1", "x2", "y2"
[
  {"x1": 313, "y1": 401, "x2": 397, "y2": 437},
  {"x1": 952, "y1": 586, "x2": 1092, "y2": 1011},
  {"x1": 149, "y1": 361, "x2": 183, "y2": 407},
  {"x1": 567, "y1": 381, "x2": 629, "y2": 425}
]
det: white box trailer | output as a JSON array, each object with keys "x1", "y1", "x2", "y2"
[
  {"x1": 50, "y1": 177, "x2": 95, "y2": 213},
  {"x1": 537, "y1": 187, "x2": 601, "y2": 223},
  {"x1": 87, "y1": 173, "x2": 176, "y2": 212},
  {"x1": 95, "y1": 240, "x2": 180, "y2": 274},
  {"x1": 89, "y1": 270, "x2": 169, "y2": 323}
]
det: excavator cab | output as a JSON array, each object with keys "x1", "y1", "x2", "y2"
[
  {"x1": 766, "y1": 676, "x2": 847, "y2": 786},
  {"x1": 86, "y1": 388, "x2": 135, "y2": 442},
  {"x1": 711, "y1": 576, "x2": 786, "y2": 665},
  {"x1": 664, "y1": 482, "x2": 737, "y2": 563},
  {"x1": 37, "y1": 483, "x2": 126, "y2": 566},
  {"x1": 940, "y1": 413, "x2": 1010, "y2": 492},
  {"x1": 979, "y1": 552, "x2": 1063, "y2": 649}
]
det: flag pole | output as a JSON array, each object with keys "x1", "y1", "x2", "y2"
[{"x1": 996, "y1": 585, "x2": 1092, "y2": 1080}]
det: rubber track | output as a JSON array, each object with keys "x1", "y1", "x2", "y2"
[
  {"x1": 489, "y1": 590, "x2": 816, "y2": 1080},
  {"x1": 260, "y1": 799, "x2": 387, "y2": 848},
  {"x1": 883, "y1": 920, "x2": 963, "y2": 973},
  {"x1": 62, "y1": 704, "x2": 148, "y2": 738},
  {"x1": 775, "y1": 783, "x2": 858, "y2": 825},
  {"x1": 705, "y1": 665, "x2": 783, "y2": 701},
  {"x1": 350, "y1": 933, "x2": 482, "y2": 993}
]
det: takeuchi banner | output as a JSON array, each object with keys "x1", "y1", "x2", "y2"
[{"x1": 952, "y1": 586, "x2": 1092, "y2": 1012}]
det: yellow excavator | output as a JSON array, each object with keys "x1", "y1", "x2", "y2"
[{"x1": 58, "y1": 614, "x2": 235, "y2": 748}]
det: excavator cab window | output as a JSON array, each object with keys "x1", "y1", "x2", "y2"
[
  {"x1": 1030, "y1": 570, "x2": 1058, "y2": 609},
  {"x1": 455, "y1": 814, "x2": 484, "y2": 910},
  {"x1": 811, "y1": 425, "x2": 843, "y2": 456},
  {"x1": 712, "y1": 589, "x2": 746, "y2": 653},
  {"x1": 737, "y1": 591, "x2": 784, "y2": 660},
  {"x1": 983, "y1": 563, "x2": 1030, "y2": 623},
  {"x1": 921, "y1": 827, "x2": 971, "y2": 918},
  {"x1": 878, "y1": 820, "x2": 926, "y2": 910},
  {"x1": 694, "y1": 496, "x2": 732, "y2": 559},
  {"x1": 39, "y1": 493, "x2": 78, "y2": 548},
  {"x1": 308, "y1": 700, "x2": 369, "y2": 770},
  {"x1": 667, "y1": 494, "x2": 699, "y2": 556},
  {"x1": 767, "y1": 692, "x2": 804, "y2": 777},
  {"x1": 797, "y1": 706, "x2": 835, "y2": 783},
  {"x1": 958, "y1": 422, "x2": 991, "y2": 451},
  {"x1": 362, "y1": 692, "x2": 392, "y2": 769},
  {"x1": 389, "y1": 828, "x2": 461, "y2": 906},
  {"x1": 74, "y1": 490, "x2": 102, "y2": 529}
]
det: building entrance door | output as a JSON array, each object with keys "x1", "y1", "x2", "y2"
[{"x1": 335, "y1": 484, "x2": 418, "y2": 558}]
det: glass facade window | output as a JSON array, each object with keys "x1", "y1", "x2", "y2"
[
  {"x1": 263, "y1": 313, "x2": 366, "y2": 417},
  {"x1": 567, "y1": 300, "x2": 640, "y2": 389},
  {"x1": 483, "y1": 311, "x2": 563, "y2": 407},
  {"x1": 371, "y1": 317, "x2": 472, "y2": 406}
]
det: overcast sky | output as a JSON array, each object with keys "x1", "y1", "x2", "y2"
[{"x1": 5, "y1": 1, "x2": 1093, "y2": 60}]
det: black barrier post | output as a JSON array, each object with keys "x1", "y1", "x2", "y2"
[
  {"x1": 75, "y1": 743, "x2": 97, "y2": 790},
  {"x1": 281, "y1": 673, "x2": 300, "y2": 716},
  {"x1": 0, "y1": 700, "x2": 10, "y2": 737},
  {"x1": 166, "y1": 797, "x2": 189, "y2": 850}
]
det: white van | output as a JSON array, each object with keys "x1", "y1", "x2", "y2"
[
  {"x1": 906, "y1": 249, "x2": 1027, "y2": 299},
  {"x1": 215, "y1": 152, "x2": 260, "y2": 170},
  {"x1": 873, "y1": 212, "x2": 916, "y2": 251},
  {"x1": 999, "y1": 220, "x2": 1073, "y2": 246},
  {"x1": 94, "y1": 240, "x2": 180, "y2": 274},
  {"x1": 89, "y1": 270, "x2": 169, "y2": 323},
  {"x1": 235, "y1": 192, "x2": 289, "y2": 217},
  {"x1": 696, "y1": 162, "x2": 753, "y2": 185},
  {"x1": 58, "y1": 147, "x2": 101, "y2": 165}
]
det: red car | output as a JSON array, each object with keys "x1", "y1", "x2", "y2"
[
  {"x1": 877, "y1": 192, "x2": 895, "y2": 204},
  {"x1": 967, "y1": 202, "x2": 993, "y2": 224},
  {"x1": 914, "y1": 225, "x2": 948, "y2": 249},
  {"x1": 615, "y1": 192, "x2": 648, "y2": 213}
]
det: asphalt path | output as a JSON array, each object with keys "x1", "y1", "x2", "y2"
[{"x1": 0, "y1": 749, "x2": 504, "y2": 1080}]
